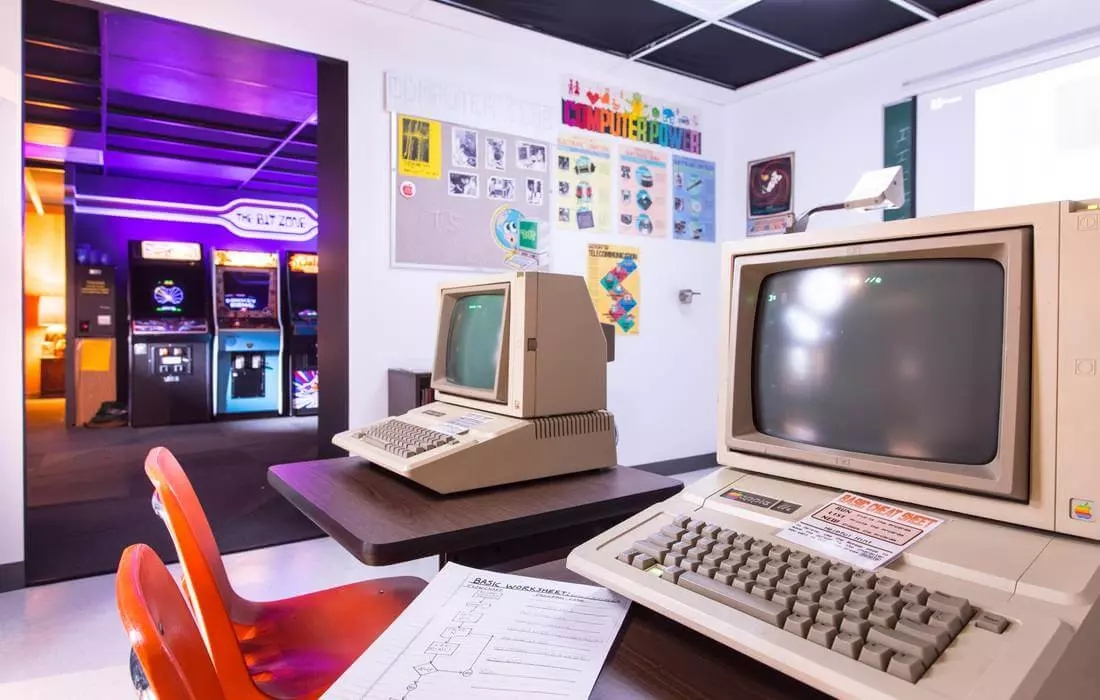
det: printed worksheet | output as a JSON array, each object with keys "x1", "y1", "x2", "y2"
[{"x1": 322, "y1": 563, "x2": 630, "y2": 700}]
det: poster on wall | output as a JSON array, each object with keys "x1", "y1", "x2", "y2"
[
  {"x1": 561, "y1": 76, "x2": 702, "y2": 154},
  {"x1": 671, "y1": 156, "x2": 716, "y2": 242},
  {"x1": 884, "y1": 98, "x2": 916, "y2": 221},
  {"x1": 587, "y1": 243, "x2": 640, "y2": 336},
  {"x1": 747, "y1": 152, "x2": 794, "y2": 236},
  {"x1": 556, "y1": 134, "x2": 613, "y2": 234},
  {"x1": 393, "y1": 114, "x2": 551, "y2": 271},
  {"x1": 618, "y1": 145, "x2": 669, "y2": 237}
]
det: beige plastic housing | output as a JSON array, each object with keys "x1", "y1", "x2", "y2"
[
  {"x1": 717, "y1": 200, "x2": 1100, "y2": 539},
  {"x1": 432, "y1": 271, "x2": 609, "y2": 418}
]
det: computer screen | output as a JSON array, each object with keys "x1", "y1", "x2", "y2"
[
  {"x1": 131, "y1": 264, "x2": 208, "y2": 319},
  {"x1": 289, "y1": 269, "x2": 318, "y2": 320},
  {"x1": 445, "y1": 293, "x2": 506, "y2": 390},
  {"x1": 222, "y1": 269, "x2": 272, "y2": 313},
  {"x1": 752, "y1": 259, "x2": 1005, "y2": 465}
]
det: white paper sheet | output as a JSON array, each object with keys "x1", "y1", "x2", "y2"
[
  {"x1": 322, "y1": 563, "x2": 630, "y2": 700},
  {"x1": 777, "y1": 492, "x2": 943, "y2": 571}
]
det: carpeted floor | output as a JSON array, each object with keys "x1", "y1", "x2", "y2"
[{"x1": 24, "y1": 398, "x2": 323, "y2": 584}]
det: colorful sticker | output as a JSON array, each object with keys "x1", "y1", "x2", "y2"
[
  {"x1": 587, "y1": 243, "x2": 640, "y2": 335},
  {"x1": 1071, "y1": 498, "x2": 1095, "y2": 522},
  {"x1": 398, "y1": 115, "x2": 442, "y2": 179}
]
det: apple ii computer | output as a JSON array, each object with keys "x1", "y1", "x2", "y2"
[
  {"x1": 333, "y1": 271, "x2": 616, "y2": 493},
  {"x1": 569, "y1": 200, "x2": 1100, "y2": 699}
]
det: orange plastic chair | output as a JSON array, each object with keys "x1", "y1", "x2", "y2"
[
  {"x1": 144, "y1": 446, "x2": 427, "y2": 699},
  {"x1": 116, "y1": 544, "x2": 227, "y2": 700}
]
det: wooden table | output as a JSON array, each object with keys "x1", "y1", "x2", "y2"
[
  {"x1": 517, "y1": 559, "x2": 826, "y2": 700},
  {"x1": 268, "y1": 458, "x2": 683, "y2": 570}
]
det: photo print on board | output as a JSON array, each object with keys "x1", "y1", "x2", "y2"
[
  {"x1": 526, "y1": 178, "x2": 544, "y2": 205},
  {"x1": 558, "y1": 181, "x2": 570, "y2": 196},
  {"x1": 452, "y1": 127, "x2": 478, "y2": 168},
  {"x1": 487, "y1": 176, "x2": 516, "y2": 201},
  {"x1": 448, "y1": 171, "x2": 479, "y2": 198},
  {"x1": 486, "y1": 136, "x2": 505, "y2": 171},
  {"x1": 517, "y1": 141, "x2": 547, "y2": 171},
  {"x1": 558, "y1": 155, "x2": 570, "y2": 171}
]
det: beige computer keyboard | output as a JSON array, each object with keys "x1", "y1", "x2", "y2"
[{"x1": 568, "y1": 468, "x2": 1100, "y2": 700}]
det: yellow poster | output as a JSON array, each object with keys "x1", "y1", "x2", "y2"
[
  {"x1": 397, "y1": 114, "x2": 441, "y2": 179},
  {"x1": 556, "y1": 134, "x2": 612, "y2": 234},
  {"x1": 587, "y1": 243, "x2": 640, "y2": 335}
]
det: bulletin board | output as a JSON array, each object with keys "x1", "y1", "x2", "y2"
[
  {"x1": 392, "y1": 113, "x2": 552, "y2": 271},
  {"x1": 884, "y1": 98, "x2": 916, "y2": 221}
]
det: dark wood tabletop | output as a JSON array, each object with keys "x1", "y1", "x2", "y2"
[
  {"x1": 268, "y1": 459, "x2": 683, "y2": 567},
  {"x1": 516, "y1": 559, "x2": 827, "y2": 700}
]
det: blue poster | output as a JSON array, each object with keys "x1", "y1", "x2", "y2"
[{"x1": 671, "y1": 156, "x2": 716, "y2": 242}]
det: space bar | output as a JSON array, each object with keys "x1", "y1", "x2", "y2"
[{"x1": 678, "y1": 572, "x2": 790, "y2": 627}]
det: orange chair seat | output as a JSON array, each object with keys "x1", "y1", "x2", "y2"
[{"x1": 239, "y1": 576, "x2": 426, "y2": 700}]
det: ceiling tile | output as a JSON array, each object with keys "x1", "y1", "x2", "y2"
[
  {"x1": 641, "y1": 24, "x2": 810, "y2": 89},
  {"x1": 727, "y1": 0, "x2": 923, "y2": 57},
  {"x1": 917, "y1": 0, "x2": 987, "y2": 15},
  {"x1": 437, "y1": 0, "x2": 699, "y2": 56}
]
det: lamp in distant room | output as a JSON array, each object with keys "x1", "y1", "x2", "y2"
[{"x1": 786, "y1": 166, "x2": 905, "y2": 233}]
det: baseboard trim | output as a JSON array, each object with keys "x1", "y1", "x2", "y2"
[
  {"x1": 0, "y1": 561, "x2": 26, "y2": 593},
  {"x1": 632, "y1": 453, "x2": 717, "y2": 477}
]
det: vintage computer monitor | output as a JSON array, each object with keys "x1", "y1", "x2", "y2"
[
  {"x1": 333, "y1": 271, "x2": 616, "y2": 493},
  {"x1": 568, "y1": 200, "x2": 1100, "y2": 699}
]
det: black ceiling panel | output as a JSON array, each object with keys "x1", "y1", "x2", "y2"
[
  {"x1": 641, "y1": 24, "x2": 810, "y2": 89},
  {"x1": 917, "y1": 0, "x2": 987, "y2": 15},
  {"x1": 437, "y1": 0, "x2": 699, "y2": 56},
  {"x1": 727, "y1": 0, "x2": 923, "y2": 57}
]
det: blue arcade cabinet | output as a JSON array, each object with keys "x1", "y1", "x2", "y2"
[{"x1": 211, "y1": 249, "x2": 283, "y2": 417}]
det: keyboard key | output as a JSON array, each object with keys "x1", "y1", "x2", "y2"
[
  {"x1": 859, "y1": 642, "x2": 894, "y2": 671},
  {"x1": 901, "y1": 603, "x2": 933, "y2": 624},
  {"x1": 868, "y1": 610, "x2": 898, "y2": 629},
  {"x1": 660, "y1": 565, "x2": 685, "y2": 583},
  {"x1": 764, "y1": 560, "x2": 790, "y2": 578},
  {"x1": 711, "y1": 544, "x2": 734, "y2": 559},
  {"x1": 849, "y1": 588, "x2": 878, "y2": 607},
  {"x1": 787, "y1": 551, "x2": 811, "y2": 568},
  {"x1": 673, "y1": 514, "x2": 692, "y2": 527},
  {"x1": 702, "y1": 552, "x2": 727, "y2": 568},
  {"x1": 772, "y1": 592, "x2": 797, "y2": 611},
  {"x1": 701, "y1": 524, "x2": 721, "y2": 539},
  {"x1": 827, "y1": 580, "x2": 855, "y2": 598},
  {"x1": 817, "y1": 609, "x2": 844, "y2": 628},
  {"x1": 731, "y1": 578, "x2": 754, "y2": 593},
  {"x1": 672, "y1": 542, "x2": 693, "y2": 556},
  {"x1": 875, "y1": 595, "x2": 905, "y2": 616},
  {"x1": 633, "y1": 554, "x2": 657, "y2": 570},
  {"x1": 633, "y1": 540, "x2": 669, "y2": 561},
  {"x1": 685, "y1": 547, "x2": 707, "y2": 563},
  {"x1": 867, "y1": 626, "x2": 938, "y2": 666},
  {"x1": 696, "y1": 564, "x2": 718, "y2": 578},
  {"x1": 663, "y1": 553, "x2": 684, "y2": 567},
  {"x1": 927, "y1": 592, "x2": 973, "y2": 622},
  {"x1": 660, "y1": 525, "x2": 688, "y2": 540},
  {"x1": 684, "y1": 561, "x2": 701, "y2": 573},
  {"x1": 647, "y1": 533, "x2": 678, "y2": 549},
  {"x1": 695, "y1": 538, "x2": 717, "y2": 553},
  {"x1": 895, "y1": 618, "x2": 953, "y2": 652},
  {"x1": 726, "y1": 549, "x2": 751, "y2": 567},
  {"x1": 616, "y1": 548, "x2": 640, "y2": 565},
  {"x1": 900, "y1": 584, "x2": 929, "y2": 605},
  {"x1": 843, "y1": 601, "x2": 872, "y2": 619},
  {"x1": 715, "y1": 571, "x2": 736, "y2": 585},
  {"x1": 686, "y1": 519, "x2": 707, "y2": 533},
  {"x1": 832, "y1": 631, "x2": 865, "y2": 659},
  {"x1": 785, "y1": 613, "x2": 813, "y2": 638},
  {"x1": 820, "y1": 592, "x2": 847, "y2": 611},
  {"x1": 719, "y1": 559, "x2": 742, "y2": 575},
  {"x1": 756, "y1": 572, "x2": 781, "y2": 588},
  {"x1": 734, "y1": 534, "x2": 755, "y2": 549},
  {"x1": 829, "y1": 564, "x2": 854, "y2": 582},
  {"x1": 928, "y1": 611, "x2": 963, "y2": 635},
  {"x1": 746, "y1": 553, "x2": 769, "y2": 570},
  {"x1": 716, "y1": 529, "x2": 738, "y2": 544},
  {"x1": 769, "y1": 545, "x2": 792, "y2": 562},
  {"x1": 804, "y1": 573, "x2": 830, "y2": 593},
  {"x1": 750, "y1": 540, "x2": 773, "y2": 556},
  {"x1": 737, "y1": 565, "x2": 758, "y2": 581},
  {"x1": 796, "y1": 586, "x2": 822, "y2": 603},
  {"x1": 808, "y1": 557, "x2": 832, "y2": 575},
  {"x1": 776, "y1": 579, "x2": 801, "y2": 595},
  {"x1": 678, "y1": 572, "x2": 790, "y2": 627},
  {"x1": 875, "y1": 576, "x2": 902, "y2": 597},
  {"x1": 784, "y1": 566, "x2": 810, "y2": 584},
  {"x1": 808, "y1": 623, "x2": 838, "y2": 648},
  {"x1": 888, "y1": 653, "x2": 927, "y2": 683},
  {"x1": 841, "y1": 615, "x2": 871, "y2": 639},
  {"x1": 852, "y1": 570, "x2": 877, "y2": 589},
  {"x1": 752, "y1": 586, "x2": 776, "y2": 601},
  {"x1": 975, "y1": 612, "x2": 1009, "y2": 634},
  {"x1": 793, "y1": 600, "x2": 820, "y2": 619}
]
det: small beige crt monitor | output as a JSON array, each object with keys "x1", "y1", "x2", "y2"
[
  {"x1": 569, "y1": 200, "x2": 1100, "y2": 699},
  {"x1": 333, "y1": 271, "x2": 616, "y2": 493}
]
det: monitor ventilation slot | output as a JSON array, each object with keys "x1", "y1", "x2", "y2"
[{"x1": 534, "y1": 411, "x2": 614, "y2": 440}]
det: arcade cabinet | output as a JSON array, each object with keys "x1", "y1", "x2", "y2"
[
  {"x1": 128, "y1": 241, "x2": 212, "y2": 427},
  {"x1": 284, "y1": 252, "x2": 318, "y2": 416},
  {"x1": 212, "y1": 249, "x2": 283, "y2": 417}
]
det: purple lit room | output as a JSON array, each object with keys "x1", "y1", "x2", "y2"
[{"x1": 4, "y1": 1, "x2": 1100, "y2": 699}]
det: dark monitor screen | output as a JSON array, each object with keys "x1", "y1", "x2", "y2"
[
  {"x1": 288, "y1": 270, "x2": 318, "y2": 320},
  {"x1": 445, "y1": 293, "x2": 505, "y2": 390},
  {"x1": 752, "y1": 259, "x2": 1005, "y2": 466},
  {"x1": 130, "y1": 264, "x2": 208, "y2": 319},
  {"x1": 221, "y1": 269, "x2": 272, "y2": 313}
]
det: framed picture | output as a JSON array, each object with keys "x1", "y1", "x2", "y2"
[{"x1": 747, "y1": 152, "x2": 794, "y2": 236}]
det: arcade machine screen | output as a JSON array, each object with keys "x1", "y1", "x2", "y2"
[
  {"x1": 221, "y1": 269, "x2": 273, "y2": 314},
  {"x1": 289, "y1": 271, "x2": 318, "y2": 322},
  {"x1": 131, "y1": 265, "x2": 208, "y2": 320}
]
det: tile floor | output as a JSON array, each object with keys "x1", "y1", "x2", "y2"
[{"x1": 0, "y1": 467, "x2": 716, "y2": 699}]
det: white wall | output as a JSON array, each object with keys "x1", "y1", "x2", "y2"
[
  {"x1": 723, "y1": 0, "x2": 1100, "y2": 233},
  {"x1": 1, "y1": 0, "x2": 24, "y2": 570},
  {"x1": 0, "y1": 0, "x2": 733, "y2": 567}
]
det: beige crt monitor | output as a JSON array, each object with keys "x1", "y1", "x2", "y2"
[
  {"x1": 568, "y1": 201, "x2": 1100, "y2": 699},
  {"x1": 333, "y1": 272, "x2": 617, "y2": 493}
]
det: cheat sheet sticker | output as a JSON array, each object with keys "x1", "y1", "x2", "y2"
[{"x1": 776, "y1": 493, "x2": 943, "y2": 571}]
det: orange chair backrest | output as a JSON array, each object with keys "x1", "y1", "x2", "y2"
[
  {"x1": 116, "y1": 544, "x2": 227, "y2": 700},
  {"x1": 144, "y1": 446, "x2": 264, "y2": 697}
]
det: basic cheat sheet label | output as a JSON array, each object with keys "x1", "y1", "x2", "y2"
[{"x1": 777, "y1": 493, "x2": 943, "y2": 570}]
